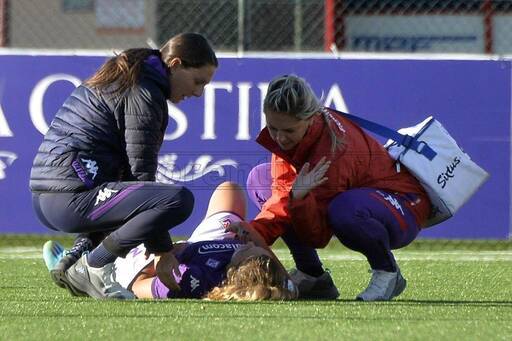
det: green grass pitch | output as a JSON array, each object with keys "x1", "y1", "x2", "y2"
[{"x1": 1, "y1": 236, "x2": 511, "y2": 340}]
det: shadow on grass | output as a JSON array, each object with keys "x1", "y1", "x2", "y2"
[
  {"x1": 130, "y1": 297, "x2": 512, "y2": 307},
  {"x1": 2, "y1": 310, "x2": 512, "y2": 322},
  {"x1": 382, "y1": 298, "x2": 512, "y2": 307},
  {"x1": 2, "y1": 296, "x2": 511, "y2": 311}
]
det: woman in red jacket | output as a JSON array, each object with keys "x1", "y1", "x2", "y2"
[{"x1": 234, "y1": 74, "x2": 432, "y2": 301}]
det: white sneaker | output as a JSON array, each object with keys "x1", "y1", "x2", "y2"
[
  {"x1": 63, "y1": 253, "x2": 135, "y2": 300},
  {"x1": 356, "y1": 268, "x2": 406, "y2": 301}
]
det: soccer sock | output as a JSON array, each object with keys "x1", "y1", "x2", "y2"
[{"x1": 87, "y1": 243, "x2": 117, "y2": 268}]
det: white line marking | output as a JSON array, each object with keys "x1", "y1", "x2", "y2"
[
  {"x1": 1, "y1": 247, "x2": 511, "y2": 261},
  {"x1": 273, "y1": 250, "x2": 512, "y2": 262}
]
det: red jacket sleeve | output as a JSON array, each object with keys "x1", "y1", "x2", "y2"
[
  {"x1": 287, "y1": 191, "x2": 332, "y2": 247},
  {"x1": 287, "y1": 154, "x2": 353, "y2": 248},
  {"x1": 249, "y1": 155, "x2": 295, "y2": 245}
]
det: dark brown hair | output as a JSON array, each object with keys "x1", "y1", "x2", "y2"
[{"x1": 85, "y1": 32, "x2": 217, "y2": 95}]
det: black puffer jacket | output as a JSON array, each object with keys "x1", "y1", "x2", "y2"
[{"x1": 30, "y1": 63, "x2": 170, "y2": 192}]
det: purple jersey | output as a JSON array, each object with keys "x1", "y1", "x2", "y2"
[{"x1": 152, "y1": 239, "x2": 243, "y2": 299}]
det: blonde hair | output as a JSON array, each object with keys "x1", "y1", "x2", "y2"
[
  {"x1": 264, "y1": 74, "x2": 344, "y2": 153},
  {"x1": 205, "y1": 255, "x2": 296, "y2": 301}
]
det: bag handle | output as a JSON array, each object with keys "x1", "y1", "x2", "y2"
[{"x1": 330, "y1": 108, "x2": 437, "y2": 161}]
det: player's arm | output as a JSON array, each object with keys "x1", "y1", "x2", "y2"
[
  {"x1": 131, "y1": 242, "x2": 191, "y2": 298},
  {"x1": 130, "y1": 259, "x2": 158, "y2": 299}
]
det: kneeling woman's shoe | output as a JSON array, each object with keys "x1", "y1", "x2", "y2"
[{"x1": 63, "y1": 253, "x2": 135, "y2": 300}]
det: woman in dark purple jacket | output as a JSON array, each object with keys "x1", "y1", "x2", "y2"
[{"x1": 30, "y1": 32, "x2": 217, "y2": 299}]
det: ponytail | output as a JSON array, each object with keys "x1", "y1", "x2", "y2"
[
  {"x1": 85, "y1": 48, "x2": 160, "y2": 95},
  {"x1": 320, "y1": 107, "x2": 345, "y2": 153}
]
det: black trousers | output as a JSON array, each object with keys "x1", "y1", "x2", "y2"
[{"x1": 32, "y1": 181, "x2": 194, "y2": 257}]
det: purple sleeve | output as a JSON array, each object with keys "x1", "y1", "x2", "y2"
[
  {"x1": 151, "y1": 264, "x2": 212, "y2": 299},
  {"x1": 151, "y1": 276, "x2": 170, "y2": 299},
  {"x1": 150, "y1": 264, "x2": 189, "y2": 299}
]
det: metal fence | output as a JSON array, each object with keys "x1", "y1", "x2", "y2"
[{"x1": 2, "y1": 0, "x2": 512, "y2": 54}]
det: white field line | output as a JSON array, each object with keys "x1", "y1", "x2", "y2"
[
  {"x1": 1, "y1": 247, "x2": 511, "y2": 261},
  {"x1": 274, "y1": 250, "x2": 512, "y2": 262},
  {"x1": 0, "y1": 247, "x2": 43, "y2": 259}
]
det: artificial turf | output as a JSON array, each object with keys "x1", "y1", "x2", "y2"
[{"x1": 0, "y1": 236, "x2": 510, "y2": 340}]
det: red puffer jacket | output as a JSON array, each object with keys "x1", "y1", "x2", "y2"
[{"x1": 249, "y1": 109, "x2": 431, "y2": 248}]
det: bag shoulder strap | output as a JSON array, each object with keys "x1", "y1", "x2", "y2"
[{"x1": 330, "y1": 108, "x2": 437, "y2": 160}]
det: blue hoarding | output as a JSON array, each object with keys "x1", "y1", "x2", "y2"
[{"x1": 0, "y1": 53, "x2": 509, "y2": 239}]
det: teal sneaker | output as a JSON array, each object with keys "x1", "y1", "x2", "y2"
[
  {"x1": 42, "y1": 238, "x2": 92, "y2": 292},
  {"x1": 42, "y1": 240, "x2": 66, "y2": 271}
]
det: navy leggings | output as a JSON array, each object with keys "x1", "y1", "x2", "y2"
[
  {"x1": 283, "y1": 188, "x2": 421, "y2": 273},
  {"x1": 32, "y1": 181, "x2": 194, "y2": 257}
]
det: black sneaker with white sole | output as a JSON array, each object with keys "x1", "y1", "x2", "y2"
[{"x1": 289, "y1": 269, "x2": 340, "y2": 300}]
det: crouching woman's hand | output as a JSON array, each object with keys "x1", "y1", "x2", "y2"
[{"x1": 154, "y1": 251, "x2": 181, "y2": 291}]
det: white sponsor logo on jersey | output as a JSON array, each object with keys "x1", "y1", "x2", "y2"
[
  {"x1": 190, "y1": 275, "x2": 200, "y2": 292},
  {"x1": 94, "y1": 187, "x2": 119, "y2": 206},
  {"x1": 197, "y1": 242, "x2": 242, "y2": 255},
  {"x1": 219, "y1": 217, "x2": 232, "y2": 229},
  {"x1": 206, "y1": 258, "x2": 220, "y2": 269}
]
